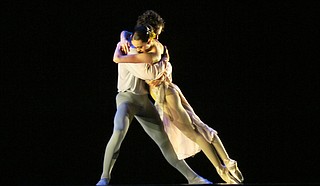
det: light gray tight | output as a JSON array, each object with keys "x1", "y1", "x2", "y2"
[{"x1": 100, "y1": 92, "x2": 199, "y2": 182}]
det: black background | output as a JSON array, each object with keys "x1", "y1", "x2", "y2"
[{"x1": 2, "y1": 0, "x2": 320, "y2": 185}]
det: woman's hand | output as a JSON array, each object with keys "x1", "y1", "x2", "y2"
[
  {"x1": 119, "y1": 41, "x2": 130, "y2": 55},
  {"x1": 113, "y1": 42, "x2": 124, "y2": 63},
  {"x1": 119, "y1": 31, "x2": 132, "y2": 54}
]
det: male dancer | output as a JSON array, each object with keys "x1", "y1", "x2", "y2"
[
  {"x1": 96, "y1": 26, "x2": 212, "y2": 186},
  {"x1": 116, "y1": 10, "x2": 243, "y2": 184}
]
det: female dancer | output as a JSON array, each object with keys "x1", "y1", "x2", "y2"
[{"x1": 114, "y1": 11, "x2": 244, "y2": 184}]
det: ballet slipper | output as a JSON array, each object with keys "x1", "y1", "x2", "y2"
[{"x1": 225, "y1": 159, "x2": 244, "y2": 183}]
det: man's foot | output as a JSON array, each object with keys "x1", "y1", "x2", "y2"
[
  {"x1": 96, "y1": 178, "x2": 109, "y2": 186},
  {"x1": 226, "y1": 159, "x2": 244, "y2": 183},
  {"x1": 189, "y1": 176, "x2": 213, "y2": 184}
]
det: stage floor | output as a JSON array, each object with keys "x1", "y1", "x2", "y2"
[{"x1": 106, "y1": 183, "x2": 319, "y2": 186}]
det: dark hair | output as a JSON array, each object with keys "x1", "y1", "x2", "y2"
[
  {"x1": 136, "y1": 10, "x2": 165, "y2": 34},
  {"x1": 132, "y1": 25, "x2": 153, "y2": 42}
]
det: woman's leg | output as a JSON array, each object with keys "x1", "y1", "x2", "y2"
[
  {"x1": 135, "y1": 96, "x2": 211, "y2": 184},
  {"x1": 212, "y1": 135, "x2": 244, "y2": 182},
  {"x1": 164, "y1": 89, "x2": 237, "y2": 183}
]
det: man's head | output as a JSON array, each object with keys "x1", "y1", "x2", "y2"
[{"x1": 136, "y1": 10, "x2": 165, "y2": 39}]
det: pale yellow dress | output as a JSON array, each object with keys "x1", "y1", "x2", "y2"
[{"x1": 146, "y1": 62, "x2": 217, "y2": 160}]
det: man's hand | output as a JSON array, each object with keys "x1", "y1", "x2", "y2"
[
  {"x1": 162, "y1": 46, "x2": 170, "y2": 62},
  {"x1": 161, "y1": 46, "x2": 170, "y2": 68}
]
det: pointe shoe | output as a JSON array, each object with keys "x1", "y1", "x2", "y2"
[
  {"x1": 226, "y1": 159, "x2": 244, "y2": 183},
  {"x1": 96, "y1": 178, "x2": 109, "y2": 186},
  {"x1": 218, "y1": 167, "x2": 239, "y2": 184},
  {"x1": 189, "y1": 176, "x2": 213, "y2": 184}
]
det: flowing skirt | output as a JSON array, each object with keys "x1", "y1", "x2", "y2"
[{"x1": 149, "y1": 82, "x2": 217, "y2": 160}]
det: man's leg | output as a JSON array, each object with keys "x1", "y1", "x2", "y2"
[{"x1": 97, "y1": 100, "x2": 136, "y2": 185}]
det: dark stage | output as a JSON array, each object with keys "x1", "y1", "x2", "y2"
[
  {"x1": 2, "y1": 0, "x2": 319, "y2": 185},
  {"x1": 105, "y1": 184, "x2": 320, "y2": 186},
  {"x1": 105, "y1": 183, "x2": 320, "y2": 186}
]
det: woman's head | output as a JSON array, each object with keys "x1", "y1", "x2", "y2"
[
  {"x1": 136, "y1": 10, "x2": 165, "y2": 37},
  {"x1": 131, "y1": 25, "x2": 155, "y2": 53}
]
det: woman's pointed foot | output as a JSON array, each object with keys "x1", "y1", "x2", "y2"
[{"x1": 225, "y1": 159, "x2": 244, "y2": 183}]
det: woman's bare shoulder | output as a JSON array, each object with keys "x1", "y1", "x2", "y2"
[{"x1": 155, "y1": 40, "x2": 164, "y2": 54}]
